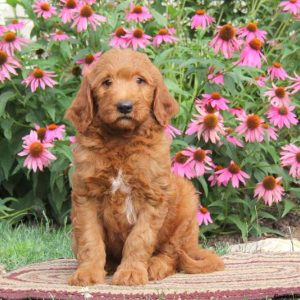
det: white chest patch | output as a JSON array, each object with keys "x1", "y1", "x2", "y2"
[{"x1": 111, "y1": 169, "x2": 136, "y2": 225}]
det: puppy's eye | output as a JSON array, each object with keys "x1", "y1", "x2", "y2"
[
  {"x1": 102, "y1": 79, "x2": 112, "y2": 87},
  {"x1": 136, "y1": 77, "x2": 146, "y2": 85}
]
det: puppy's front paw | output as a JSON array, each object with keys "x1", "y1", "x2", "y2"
[
  {"x1": 68, "y1": 266, "x2": 106, "y2": 286},
  {"x1": 112, "y1": 263, "x2": 148, "y2": 285}
]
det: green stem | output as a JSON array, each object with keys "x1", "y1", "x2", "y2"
[
  {"x1": 216, "y1": 7, "x2": 224, "y2": 26},
  {"x1": 266, "y1": 19, "x2": 290, "y2": 58},
  {"x1": 10, "y1": 81, "x2": 25, "y2": 105},
  {"x1": 182, "y1": 75, "x2": 200, "y2": 135},
  {"x1": 13, "y1": 119, "x2": 31, "y2": 128}
]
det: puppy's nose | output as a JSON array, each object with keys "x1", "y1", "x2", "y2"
[{"x1": 117, "y1": 101, "x2": 133, "y2": 114}]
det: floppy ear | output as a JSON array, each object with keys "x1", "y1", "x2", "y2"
[
  {"x1": 65, "y1": 76, "x2": 94, "y2": 133},
  {"x1": 153, "y1": 78, "x2": 179, "y2": 126}
]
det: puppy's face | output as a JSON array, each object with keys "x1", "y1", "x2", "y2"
[
  {"x1": 92, "y1": 54, "x2": 155, "y2": 131},
  {"x1": 65, "y1": 49, "x2": 179, "y2": 134}
]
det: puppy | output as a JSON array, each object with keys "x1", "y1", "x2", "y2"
[{"x1": 65, "y1": 48, "x2": 224, "y2": 286}]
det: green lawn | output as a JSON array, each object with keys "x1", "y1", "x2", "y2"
[
  {"x1": 0, "y1": 222, "x2": 228, "y2": 272},
  {"x1": 0, "y1": 222, "x2": 74, "y2": 271}
]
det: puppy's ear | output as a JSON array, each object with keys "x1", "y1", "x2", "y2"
[
  {"x1": 65, "y1": 76, "x2": 94, "y2": 133},
  {"x1": 153, "y1": 77, "x2": 179, "y2": 126}
]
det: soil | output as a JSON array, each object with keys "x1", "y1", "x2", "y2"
[{"x1": 207, "y1": 207, "x2": 300, "y2": 247}]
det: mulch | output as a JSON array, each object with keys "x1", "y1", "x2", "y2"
[{"x1": 0, "y1": 253, "x2": 300, "y2": 300}]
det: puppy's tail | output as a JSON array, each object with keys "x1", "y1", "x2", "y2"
[{"x1": 178, "y1": 247, "x2": 224, "y2": 274}]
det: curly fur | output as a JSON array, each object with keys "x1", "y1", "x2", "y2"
[{"x1": 65, "y1": 48, "x2": 224, "y2": 286}]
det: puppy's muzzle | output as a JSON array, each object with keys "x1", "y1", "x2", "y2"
[{"x1": 117, "y1": 101, "x2": 133, "y2": 114}]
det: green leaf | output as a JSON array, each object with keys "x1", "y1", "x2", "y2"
[
  {"x1": 260, "y1": 226, "x2": 286, "y2": 237},
  {"x1": 116, "y1": 0, "x2": 131, "y2": 11},
  {"x1": 227, "y1": 215, "x2": 248, "y2": 241},
  {"x1": 290, "y1": 187, "x2": 300, "y2": 198},
  {"x1": 282, "y1": 199, "x2": 296, "y2": 218},
  {"x1": 258, "y1": 211, "x2": 277, "y2": 221},
  {"x1": 208, "y1": 200, "x2": 225, "y2": 208},
  {"x1": 153, "y1": 48, "x2": 174, "y2": 67},
  {"x1": 171, "y1": 139, "x2": 188, "y2": 148},
  {"x1": 7, "y1": 0, "x2": 18, "y2": 7},
  {"x1": 164, "y1": 78, "x2": 190, "y2": 97},
  {"x1": 1, "y1": 119, "x2": 14, "y2": 140},
  {"x1": 21, "y1": 42, "x2": 44, "y2": 54},
  {"x1": 197, "y1": 176, "x2": 208, "y2": 197},
  {"x1": 0, "y1": 91, "x2": 15, "y2": 117},
  {"x1": 151, "y1": 9, "x2": 168, "y2": 27},
  {"x1": 60, "y1": 41, "x2": 72, "y2": 60},
  {"x1": 230, "y1": 198, "x2": 251, "y2": 209},
  {"x1": 53, "y1": 143, "x2": 73, "y2": 162}
]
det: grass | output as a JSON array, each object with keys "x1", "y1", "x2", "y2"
[
  {"x1": 0, "y1": 221, "x2": 74, "y2": 271},
  {"x1": 0, "y1": 221, "x2": 229, "y2": 272}
]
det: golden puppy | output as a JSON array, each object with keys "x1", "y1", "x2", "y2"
[{"x1": 65, "y1": 48, "x2": 224, "y2": 286}]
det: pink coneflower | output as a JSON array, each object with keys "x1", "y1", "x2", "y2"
[
  {"x1": 76, "y1": 52, "x2": 101, "y2": 74},
  {"x1": 238, "y1": 22, "x2": 267, "y2": 42},
  {"x1": 279, "y1": 0, "x2": 300, "y2": 15},
  {"x1": 153, "y1": 28, "x2": 177, "y2": 47},
  {"x1": 125, "y1": 4, "x2": 152, "y2": 22},
  {"x1": 165, "y1": 124, "x2": 182, "y2": 139},
  {"x1": 207, "y1": 66, "x2": 224, "y2": 85},
  {"x1": 81, "y1": 0, "x2": 96, "y2": 4},
  {"x1": 46, "y1": 123, "x2": 65, "y2": 141},
  {"x1": 7, "y1": 19, "x2": 26, "y2": 31},
  {"x1": 0, "y1": 49, "x2": 21, "y2": 80},
  {"x1": 22, "y1": 68, "x2": 57, "y2": 92},
  {"x1": 171, "y1": 151, "x2": 195, "y2": 179},
  {"x1": 255, "y1": 74, "x2": 267, "y2": 87},
  {"x1": 60, "y1": 0, "x2": 78, "y2": 23},
  {"x1": 254, "y1": 176, "x2": 284, "y2": 206},
  {"x1": 261, "y1": 123, "x2": 278, "y2": 141},
  {"x1": 186, "y1": 109, "x2": 225, "y2": 144},
  {"x1": 226, "y1": 135, "x2": 244, "y2": 147},
  {"x1": 124, "y1": 28, "x2": 151, "y2": 50},
  {"x1": 191, "y1": 9, "x2": 215, "y2": 29},
  {"x1": 236, "y1": 114, "x2": 265, "y2": 142},
  {"x1": 196, "y1": 207, "x2": 213, "y2": 226},
  {"x1": 72, "y1": 4, "x2": 106, "y2": 32},
  {"x1": 215, "y1": 161, "x2": 250, "y2": 188},
  {"x1": 33, "y1": 0, "x2": 56, "y2": 19},
  {"x1": 267, "y1": 62, "x2": 288, "y2": 81},
  {"x1": 18, "y1": 130, "x2": 56, "y2": 172},
  {"x1": 109, "y1": 27, "x2": 128, "y2": 48},
  {"x1": 181, "y1": 147, "x2": 214, "y2": 177},
  {"x1": 280, "y1": 144, "x2": 300, "y2": 179},
  {"x1": 0, "y1": 31, "x2": 29, "y2": 55},
  {"x1": 225, "y1": 128, "x2": 244, "y2": 147},
  {"x1": 50, "y1": 30, "x2": 70, "y2": 41},
  {"x1": 208, "y1": 165, "x2": 224, "y2": 187},
  {"x1": 288, "y1": 73, "x2": 300, "y2": 94},
  {"x1": 229, "y1": 106, "x2": 246, "y2": 118},
  {"x1": 0, "y1": 72, "x2": 6, "y2": 83},
  {"x1": 266, "y1": 105, "x2": 298, "y2": 128},
  {"x1": 264, "y1": 84, "x2": 291, "y2": 106},
  {"x1": 195, "y1": 99, "x2": 220, "y2": 114},
  {"x1": 198, "y1": 92, "x2": 229, "y2": 111},
  {"x1": 34, "y1": 124, "x2": 48, "y2": 142},
  {"x1": 69, "y1": 135, "x2": 76, "y2": 144},
  {"x1": 236, "y1": 38, "x2": 266, "y2": 68},
  {"x1": 0, "y1": 25, "x2": 6, "y2": 35},
  {"x1": 210, "y1": 24, "x2": 240, "y2": 59}
]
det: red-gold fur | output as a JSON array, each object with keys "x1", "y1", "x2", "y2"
[{"x1": 65, "y1": 49, "x2": 224, "y2": 286}]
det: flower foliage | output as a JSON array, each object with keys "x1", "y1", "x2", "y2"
[{"x1": 0, "y1": 0, "x2": 299, "y2": 238}]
